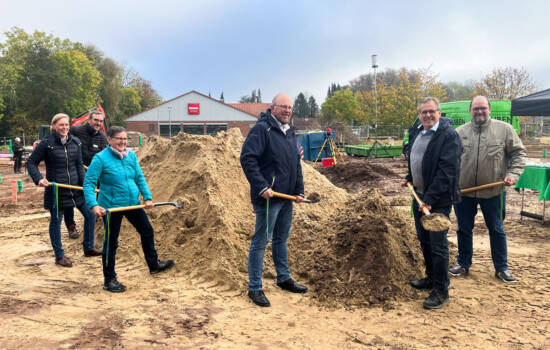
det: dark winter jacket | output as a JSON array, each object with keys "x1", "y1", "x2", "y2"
[
  {"x1": 405, "y1": 117, "x2": 462, "y2": 209},
  {"x1": 12, "y1": 142, "x2": 24, "y2": 156},
  {"x1": 27, "y1": 132, "x2": 86, "y2": 209},
  {"x1": 240, "y1": 110, "x2": 304, "y2": 205},
  {"x1": 70, "y1": 123, "x2": 108, "y2": 166}
]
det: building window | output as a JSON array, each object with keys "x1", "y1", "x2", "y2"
[
  {"x1": 159, "y1": 124, "x2": 181, "y2": 137},
  {"x1": 149, "y1": 124, "x2": 155, "y2": 132},
  {"x1": 206, "y1": 124, "x2": 227, "y2": 136},
  {"x1": 183, "y1": 125, "x2": 204, "y2": 135}
]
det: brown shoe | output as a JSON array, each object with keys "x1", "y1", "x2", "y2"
[
  {"x1": 84, "y1": 248, "x2": 102, "y2": 257},
  {"x1": 55, "y1": 256, "x2": 73, "y2": 267}
]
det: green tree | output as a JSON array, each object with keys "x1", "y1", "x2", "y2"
[
  {"x1": 355, "y1": 69, "x2": 447, "y2": 128},
  {"x1": 256, "y1": 88, "x2": 262, "y2": 103},
  {"x1": 442, "y1": 81, "x2": 476, "y2": 101},
  {"x1": 308, "y1": 96, "x2": 318, "y2": 118},
  {"x1": 292, "y1": 93, "x2": 309, "y2": 118},
  {"x1": 51, "y1": 50, "x2": 102, "y2": 117},
  {"x1": 117, "y1": 87, "x2": 141, "y2": 125},
  {"x1": 321, "y1": 88, "x2": 362, "y2": 125},
  {"x1": 0, "y1": 27, "x2": 162, "y2": 136},
  {"x1": 220, "y1": 92, "x2": 224, "y2": 101}
]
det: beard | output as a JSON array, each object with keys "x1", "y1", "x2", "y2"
[{"x1": 473, "y1": 115, "x2": 488, "y2": 125}]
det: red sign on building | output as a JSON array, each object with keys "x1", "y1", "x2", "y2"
[{"x1": 188, "y1": 103, "x2": 200, "y2": 115}]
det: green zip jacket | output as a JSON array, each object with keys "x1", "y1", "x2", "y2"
[{"x1": 457, "y1": 118, "x2": 525, "y2": 199}]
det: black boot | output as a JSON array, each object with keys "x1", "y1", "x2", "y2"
[
  {"x1": 150, "y1": 260, "x2": 175, "y2": 274},
  {"x1": 277, "y1": 278, "x2": 308, "y2": 293},
  {"x1": 248, "y1": 290, "x2": 270, "y2": 307}
]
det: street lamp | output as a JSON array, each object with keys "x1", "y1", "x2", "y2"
[
  {"x1": 368, "y1": 54, "x2": 380, "y2": 158},
  {"x1": 372, "y1": 54, "x2": 378, "y2": 141},
  {"x1": 168, "y1": 106, "x2": 172, "y2": 138}
]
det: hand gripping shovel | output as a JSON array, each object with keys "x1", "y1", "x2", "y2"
[
  {"x1": 406, "y1": 183, "x2": 451, "y2": 231},
  {"x1": 108, "y1": 201, "x2": 184, "y2": 213}
]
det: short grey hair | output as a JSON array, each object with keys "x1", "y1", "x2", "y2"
[
  {"x1": 107, "y1": 126, "x2": 126, "y2": 138},
  {"x1": 418, "y1": 97, "x2": 440, "y2": 112}
]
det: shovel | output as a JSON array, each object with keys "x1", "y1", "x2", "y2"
[
  {"x1": 406, "y1": 183, "x2": 451, "y2": 231},
  {"x1": 271, "y1": 191, "x2": 317, "y2": 203},
  {"x1": 47, "y1": 182, "x2": 99, "y2": 193},
  {"x1": 461, "y1": 181, "x2": 505, "y2": 194},
  {"x1": 108, "y1": 201, "x2": 184, "y2": 213}
]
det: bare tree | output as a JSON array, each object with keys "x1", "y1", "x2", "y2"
[{"x1": 474, "y1": 67, "x2": 536, "y2": 99}]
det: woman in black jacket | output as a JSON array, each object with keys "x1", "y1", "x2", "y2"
[{"x1": 27, "y1": 113, "x2": 101, "y2": 267}]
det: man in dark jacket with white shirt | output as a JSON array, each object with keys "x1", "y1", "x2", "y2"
[
  {"x1": 402, "y1": 97, "x2": 462, "y2": 309},
  {"x1": 240, "y1": 93, "x2": 307, "y2": 307},
  {"x1": 63, "y1": 110, "x2": 107, "y2": 239}
]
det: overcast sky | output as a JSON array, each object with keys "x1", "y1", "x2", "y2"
[{"x1": 2, "y1": 0, "x2": 549, "y2": 105}]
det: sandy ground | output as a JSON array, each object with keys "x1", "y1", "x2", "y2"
[{"x1": 1, "y1": 153, "x2": 549, "y2": 349}]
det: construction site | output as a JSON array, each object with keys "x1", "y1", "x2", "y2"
[{"x1": 0, "y1": 128, "x2": 549, "y2": 349}]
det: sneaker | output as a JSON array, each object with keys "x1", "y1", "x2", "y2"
[
  {"x1": 448, "y1": 263, "x2": 468, "y2": 277},
  {"x1": 410, "y1": 277, "x2": 433, "y2": 290},
  {"x1": 495, "y1": 270, "x2": 518, "y2": 283},
  {"x1": 67, "y1": 224, "x2": 79, "y2": 239},
  {"x1": 103, "y1": 279, "x2": 126, "y2": 293},
  {"x1": 423, "y1": 289, "x2": 450, "y2": 309}
]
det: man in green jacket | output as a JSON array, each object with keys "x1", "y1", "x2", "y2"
[{"x1": 449, "y1": 96, "x2": 525, "y2": 283}]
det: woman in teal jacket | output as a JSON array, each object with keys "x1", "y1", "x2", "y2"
[{"x1": 84, "y1": 126, "x2": 174, "y2": 293}]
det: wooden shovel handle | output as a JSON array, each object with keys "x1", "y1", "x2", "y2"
[
  {"x1": 461, "y1": 181, "x2": 505, "y2": 194},
  {"x1": 271, "y1": 191, "x2": 312, "y2": 203},
  {"x1": 108, "y1": 204, "x2": 146, "y2": 213},
  {"x1": 406, "y1": 182, "x2": 430, "y2": 216},
  {"x1": 49, "y1": 182, "x2": 99, "y2": 193},
  {"x1": 272, "y1": 191, "x2": 298, "y2": 201}
]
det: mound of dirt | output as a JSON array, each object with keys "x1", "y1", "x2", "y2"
[
  {"x1": 114, "y1": 128, "x2": 422, "y2": 307},
  {"x1": 317, "y1": 160, "x2": 398, "y2": 193},
  {"x1": 292, "y1": 189, "x2": 423, "y2": 308}
]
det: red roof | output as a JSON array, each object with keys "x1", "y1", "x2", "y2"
[{"x1": 228, "y1": 103, "x2": 271, "y2": 117}]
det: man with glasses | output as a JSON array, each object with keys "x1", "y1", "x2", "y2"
[
  {"x1": 240, "y1": 93, "x2": 307, "y2": 307},
  {"x1": 402, "y1": 97, "x2": 462, "y2": 309},
  {"x1": 64, "y1": 110, "x2": 108, "y2": 239},
  {"x1": 449, "y1": 96, "x2": 525, "y2": 283}
]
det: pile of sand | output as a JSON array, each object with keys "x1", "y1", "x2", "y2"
[{"x1": 114, "y1": 128, "x2": 422, "y2": 307}]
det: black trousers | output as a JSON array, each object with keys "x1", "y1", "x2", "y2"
[
  {"x1": 13, "y1": 153, "x2": 22, "y2": 173},
  {"x1": 102, "y1": 209, "x2": 159, "y2": 282}
]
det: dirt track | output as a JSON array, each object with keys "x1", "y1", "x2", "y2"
[{"x1": 1, "y1": 142, "x2": 549, "y2": 349}]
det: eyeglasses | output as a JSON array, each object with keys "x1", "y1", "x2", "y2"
[
  {"x1": 420, "y1": 109, "x2": 439, "y2": 115},
  {"x1": 112, "y1": 137, "x2": 127, "y2": 141},
  {"x1": 472, "y1": 107, "x2": 488, "y2": 112},
  {"x1": 275, "y1": 104, "x2": 292, "y2": 110}
]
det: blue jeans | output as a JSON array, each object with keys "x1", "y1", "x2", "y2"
[
  {"x1": 454, "y1": 193, "x2": 508, "y2": 272},
  {"x1": 102, "y1": 209, "x2": 158, "y2": 282},
  {"x1": 248, "y1": 199, "x2": 293, "y2": 291},
  {"x1": 413, "y1": 200, "x2": 450, "y2": 293},
  {"x1": 48, "y1": 203, "x2": 96, "y2": 259}
]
